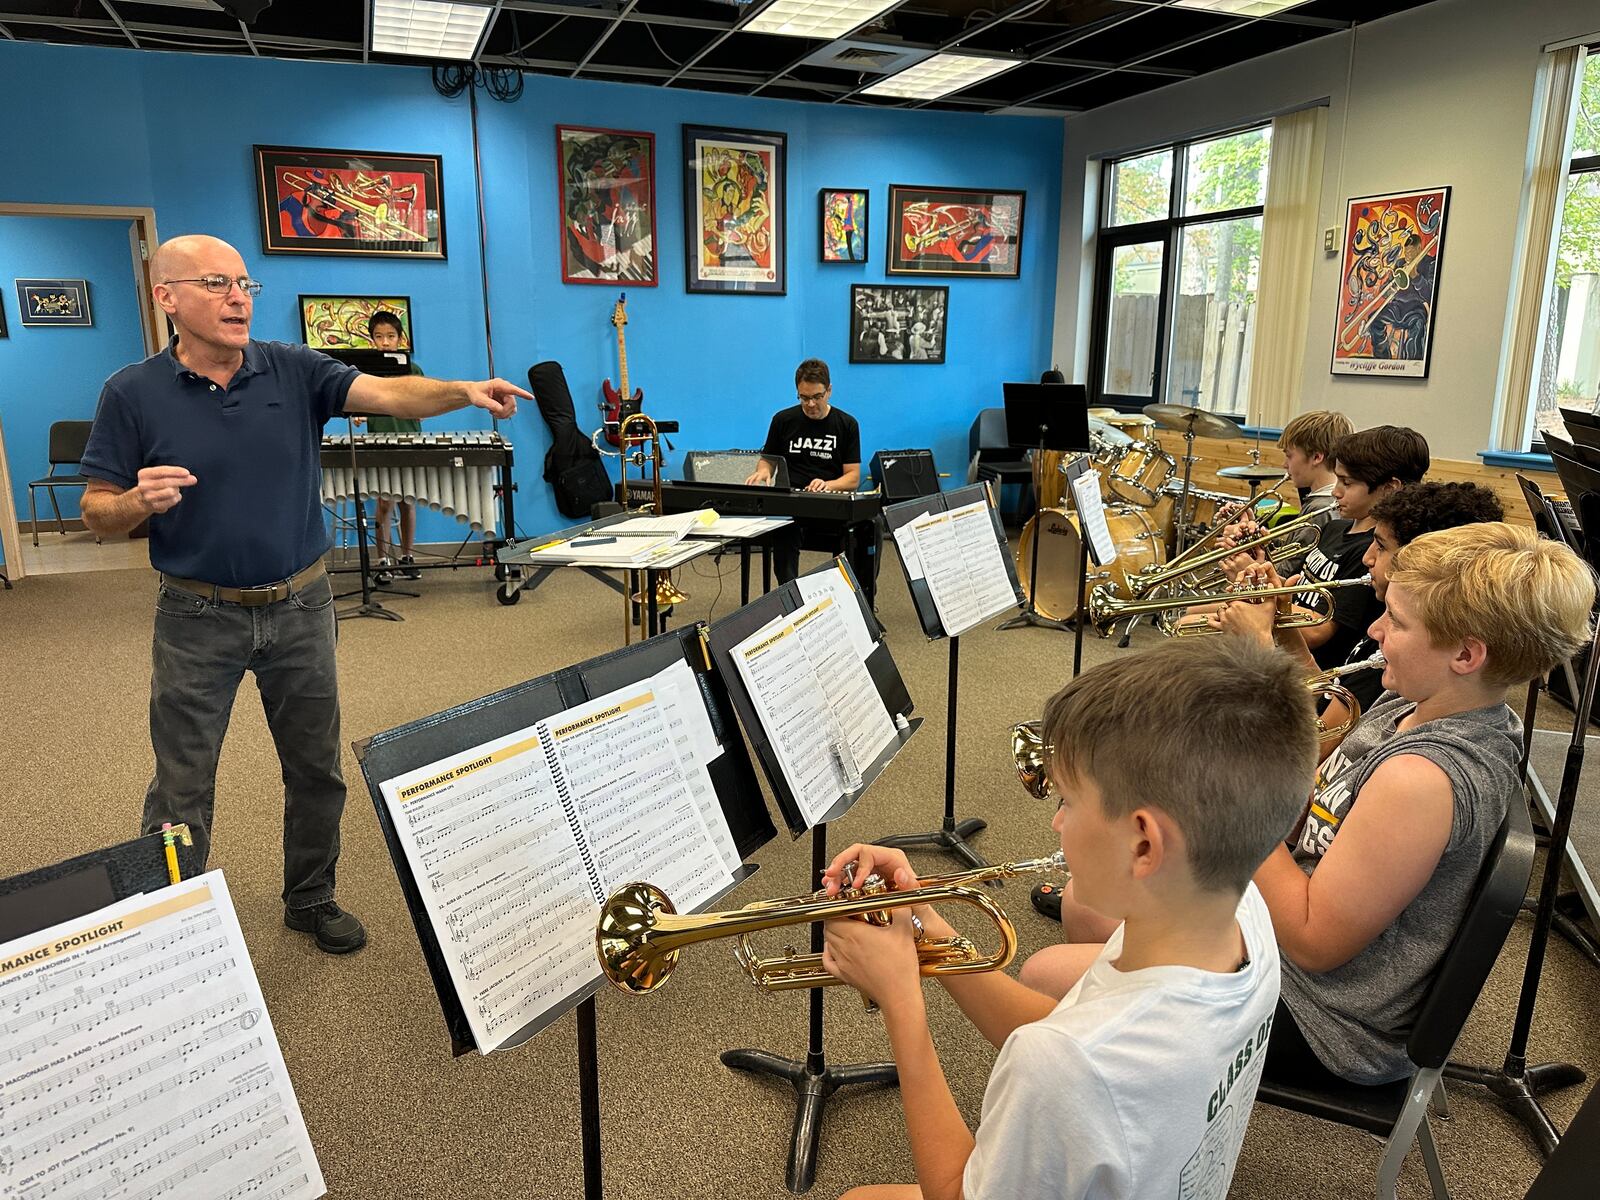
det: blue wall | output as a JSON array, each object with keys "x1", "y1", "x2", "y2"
[
  {"x1": 0, "y1": 39, "x2": 1062, "y2": 543},
  {"x1": 0, "y1": 215, "x2": 150, "y2": 523}
]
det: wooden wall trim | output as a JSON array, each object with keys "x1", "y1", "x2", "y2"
[{"x1": 1150, "y1": 430, "x2": 1555, "y2": 529}]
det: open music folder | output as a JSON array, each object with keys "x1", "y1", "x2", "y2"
[
  {"x1": 0, "y1": 871, "x2": 325, "y2": 1200},
  {"x1": 885, "y1": 483, "x2": 1025, "y2": 638},
  {"x1": 358, "y1": 625, "x2": 776, "y2": 1056},
  {"x1": 706, "y1": 558, "x2": 919, "y2": 835}
]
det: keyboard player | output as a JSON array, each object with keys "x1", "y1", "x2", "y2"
[{"x1": 744, "y1": 358, "x2": 879, "y2": 605}]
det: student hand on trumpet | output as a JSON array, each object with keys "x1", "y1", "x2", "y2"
[
  {"x1": 1205, "y1": 561, "x2": 1304, "y2": 647},
  {"x1": 820, "y1": 843, "x2": 954, "y2": 1015}
]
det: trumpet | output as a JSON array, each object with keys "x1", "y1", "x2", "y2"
[
  {"x1": 1011, "y1": 720, "x2": 1051, "y2": 800},
  {"x1": 1087, "y1": 576, "x2": 1373, "y2": 636},
  {"x1": 1308, "y1": 652, "x2": 1386, "y2": 740},
  {"x1": 1127, "y1": 506, "x2": 1322, "y2": 598},
  {"x1": 596, "y1": 853, "x2": 1067, "y2": 996}
]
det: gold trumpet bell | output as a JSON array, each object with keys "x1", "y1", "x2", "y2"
[
  {"x1": 1011, "y1": 721, "x2": 1052, "y2": 799},
  {"x1": 597, "y1": 881, "x2": 681, "y2": 994},
  {"x1": 632, "y1": 572, "x2": 689, "y2": 608}
]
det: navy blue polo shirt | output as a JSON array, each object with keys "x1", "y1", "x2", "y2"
[{"x1": 81, "y1": 338, "x2": 358, "y2": 587}]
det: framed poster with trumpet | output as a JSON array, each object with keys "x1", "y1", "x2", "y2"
[
  {"x1": 886, "y1": 184, "x2": 1025, "y2": 278},
  {"x1": 254, "y1": 144, "x2": 446, "y2": 258}
]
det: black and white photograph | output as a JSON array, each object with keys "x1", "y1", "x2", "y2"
[{"x1": 850, "y1": 283, "x2": 948, "y2": 364}]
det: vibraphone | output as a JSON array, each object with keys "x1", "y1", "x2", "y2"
[{"x1": 319, "y1": 431, "x2": 515, "y2": 537}]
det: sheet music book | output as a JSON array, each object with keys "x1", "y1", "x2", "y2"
[
  {"x1": 1065, "y1": 456, "x2": 1115, "y2": 567},
  {"x1": 0, "y1": 872, "x2": 325, "y2": 1200},
  {"x1": 729, "y1": 593, "x2": 898, "y2": 827},
  {"x1": 903, "y1": 498, "x2": 1019, "y2": 636},
  {"x1": 884, "y1": 483, "x2": 1026, "y2": 639},
  {"x1": 376, "y1": 665, "x2": 737, "y2": 1054}
]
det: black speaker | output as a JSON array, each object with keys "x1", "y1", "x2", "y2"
[{"x1": 872, "y1": 449, "x2": 939, "y2": 501}]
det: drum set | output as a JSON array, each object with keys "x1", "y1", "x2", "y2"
[{"x1": 1015, "y1": 403, "x2": 1286, "y2": 624}]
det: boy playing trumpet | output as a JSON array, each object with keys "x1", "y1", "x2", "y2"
[{"x1": 821, "y1": 637, "x2": 1320, "y2": 1199}]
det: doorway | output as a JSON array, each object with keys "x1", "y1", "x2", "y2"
[{"x1": 0, "y1": 204, "x2": 162, "y2": 580}]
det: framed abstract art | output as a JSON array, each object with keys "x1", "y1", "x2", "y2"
[{"x1": 683, "y1": 125, "x2": 786, "y2": 295}]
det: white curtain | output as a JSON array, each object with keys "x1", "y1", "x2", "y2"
[
  {"x1": 1493, "y1": 45, "x2": 1584, "y2": 451},
  {"x1": 1247, "y1": 106, "x2": 1327, "y2": 431}
]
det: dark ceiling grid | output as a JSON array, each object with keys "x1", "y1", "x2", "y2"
[{"x1": 0, "y1": 1, "x2": 1440, "y2": 114}]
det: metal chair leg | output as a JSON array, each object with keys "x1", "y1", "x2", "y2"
[
  {"x1": 46, "y1": 485, "x2": 66, "y2": 536},
  {"x1": 28, "y1": 486, "x2": 39, "y2": 547},
  {"x1": 1377, "y1": 1072, "x2": 1440, "y2": 1200},
  {"x1": 1418, "y1": 1120, "x2": 1450, "y2": 1200}
]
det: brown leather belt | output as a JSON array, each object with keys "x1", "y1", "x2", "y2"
[{"x1": 162, "y1": 559, "x2": 327, "y2": 607}]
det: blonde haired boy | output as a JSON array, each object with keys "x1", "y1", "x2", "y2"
[
  {"x1": 821, "y1": 637, "x2": 1320, "y2": 1200},
  {"x1": 1277, "y1": 409, "x2": 1354, "y2": 525},
  {"x1": 1033, "y1": 524, "x2": 1595, "y2": 1086}
]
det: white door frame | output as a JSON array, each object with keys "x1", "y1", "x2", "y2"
[{"x1": 0, "y1": 203, "x2": 162, "y2": 580}]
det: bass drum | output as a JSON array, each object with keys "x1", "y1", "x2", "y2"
[{"x1": 1016, "y1": 506, "x2": 1165, "y2": 620}]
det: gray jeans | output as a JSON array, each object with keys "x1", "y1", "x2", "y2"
[{"x1": 142, "y1": 571, "x2": 344, "y2": 910}]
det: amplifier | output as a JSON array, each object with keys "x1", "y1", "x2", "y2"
[{"x1": 871, "y1": 449, "x2": 939, "y2": 501}]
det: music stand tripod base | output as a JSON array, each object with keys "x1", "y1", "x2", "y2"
[
  {"x1": 721, "y1": 826, "x2": 898, "y2": 1194},
  {"x1": 996, "y1": 608, "x2": 1070, "y2": 632}
]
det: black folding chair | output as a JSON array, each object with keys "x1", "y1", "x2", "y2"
[
  {"x1": 26, "y1": 419, "x2": 95, "y2": 546},
  {"x1": 1257, "y1": 797, "x2": 1536, "y2": 1199},
  {"x1": 967, "y1": 407, "x2": 1033, "y2": 521}
]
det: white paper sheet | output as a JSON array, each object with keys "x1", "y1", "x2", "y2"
[
  {"x1": 731, "y1": 596, "x2": 897, "y2": 827},
  {"x1": 891, "y1": 522, "x2": 926, "y2": 581},
  {"x1": 908, "y1": 499, "x2": 1020, "y2": 636},
  {"x1": 1069, "y1": 466, "x2": 1117, "y2": 567},
  {"x1": 0, "y1": 873, "x2": 326, "y2": 1200},
  {"x1": 797, "y1": 562, "x2": 876, "y2": 660},
  {"x1": 651, "y1": 660, "x2": 740, "y2": 874},
  {"x1": 378, "y1": 677, "x2": 737, "y2": 1052}
]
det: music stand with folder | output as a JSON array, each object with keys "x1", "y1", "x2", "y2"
[
  {"x1": 997, "y1": 381, "x2": 1090, "y2": 633},
  {"x1": 702, "y1": 557, "x2": 921, "y2": 1193},
  {"x1": 1441, "y1": 427, "x2": 1600, "y2": 1157},
  {"x1": 878, "y1": 482, "x2": 1024, "y2": 871},
  {"x1": 356, "y1": 625, "x2": 777, "y2": 1200}
]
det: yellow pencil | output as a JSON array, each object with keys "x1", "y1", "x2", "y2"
[{"x1": 160, "y1": 822, "x2": 181, "y2": 885}]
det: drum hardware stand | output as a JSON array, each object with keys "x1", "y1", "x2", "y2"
[
  {"x1": 334, "y1": 419, "x2": 414, "y2": 622},
  {"x1": 997, "y1": 431, "x2": 1072, "y2": 634},
  {"x1": 876, "y1": 636, "x2": 990, "y2": 871},
  {"x1": 722, "y1": 822, "x2": 899, "y2": 1193},
  {"x1": 1443, "y1": 652, "x2": 1597, "y2": 1156}
]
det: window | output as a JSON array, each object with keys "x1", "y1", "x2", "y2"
[
  {"x1": 1529, "y1": 51, "x2": 1600, "y2": 450},
  {"x1": 1090, "y1": 125, "x2": 1271, "y2": 419}
]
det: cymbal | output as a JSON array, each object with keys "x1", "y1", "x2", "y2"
[
  {"x1": 1142, "y1": 404, "x2": 1242, "y2": 439},
  {"x1": 1088, "y1": 407, "x2": 1119, "y2": 421},
  {"x1": 1088, "y1": 417, "x2": 1134, "y2": 449},
  {"x1": 1217, "y1": 464, "x2": 1288, "y2": 482},
  {"x1": 1103, "y1": 412, "x2": 1155, "y2": 429}
]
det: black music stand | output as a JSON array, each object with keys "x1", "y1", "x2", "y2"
[
  {"x1": 1442, "y1": 436, "x2": 1600, "y2": 1156},
  {"x1": 878, "y1": 484, "x2": 1025, "y2": 871},
  {"x1": 997, "y1": 382, "x2": 1089, "y2": 634},
  {"x1": 0, "y1": 828, "x2": 204, "y2": 943},
  {"x1": 323, "y1": 349, "x2": 417, "y2": 622},
  {"x1": 704, "y1": 562, "x2": 920, "y2": 1193},
  {"x1": 356, "y1": 625, "x2": 777, "y2": 1200}
]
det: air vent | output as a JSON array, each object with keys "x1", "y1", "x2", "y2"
[{"x1": 802, "y1": 37, "x2": 931, "y2": 76}]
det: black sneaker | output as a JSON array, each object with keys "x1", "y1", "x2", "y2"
[
  {"x1": 373, "y1": 557, "x2": 393, "y2": 586},
  {"x1": 285, "y1": 901, "x2": 368, "y2": 954},
  {"x1": 399, "y1": 555, "x2": 422, "y2": 580},
  {"x1": 1031, "y1": 881, "x2": 1064, "y2": 922}
]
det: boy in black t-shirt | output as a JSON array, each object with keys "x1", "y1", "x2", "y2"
[
  {"x1": 1289, "y1": 426, "x2": 1428, "y2": 668},
  {"x1": 746, "y1": 358, "x2": 878, "y2": 601}
]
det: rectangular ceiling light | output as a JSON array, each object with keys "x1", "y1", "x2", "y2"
[
  {"x1": 1171, "y1": 0, "x2": 1310, "y2": 15},
  {"x1": 745, "y1": 0, "x2": 903, "y2": 40},
  {"x1": 371, "y1": 0, "x2": 494, "y2": 60},
  {"x1": 862, "y1": 52, "x2": 1016, "y2": 101}
]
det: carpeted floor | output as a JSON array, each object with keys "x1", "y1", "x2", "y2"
[{"x1": 1, "y1": 540, "x2": 1596, "y2": 1199}]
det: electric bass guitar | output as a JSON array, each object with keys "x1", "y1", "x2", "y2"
[{"x1": 600, "y1": 293, "x2": 643, "y2": 447}]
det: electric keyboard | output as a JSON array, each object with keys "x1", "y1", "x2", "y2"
[{"x1": 626, "y1": 480, "x2": 882, "y2": 533}]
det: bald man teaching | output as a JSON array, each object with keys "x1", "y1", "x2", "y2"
[{"x1": 80, "y1": 235, "x2": 530, "y2": 954}]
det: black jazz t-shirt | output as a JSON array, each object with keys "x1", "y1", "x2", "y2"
[
  {"x1": 761, "y1": 404, "x2": 861, "y2": 489},
  {"x1": 1294, "y1": 518, "x2": 1382, "y2": 670}
]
